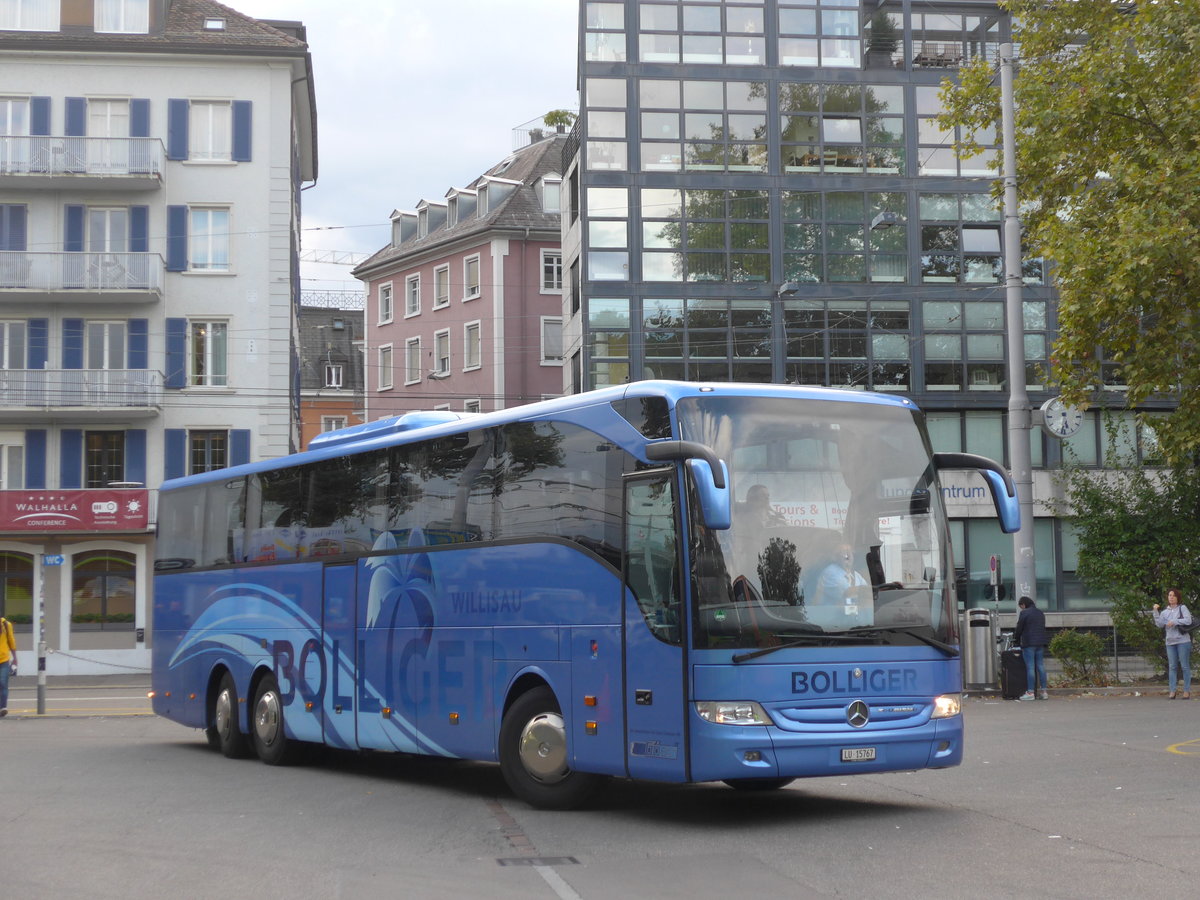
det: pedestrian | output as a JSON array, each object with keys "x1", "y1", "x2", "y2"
[
  {"x1": 1152, "y1": 588, "x2": 1192, "y2": 699},
  {"x1": 1013, "y1": 596, "x2": 1049, "y2": 701},
  {"x1": 0, "y1": 614, "x2": 16, "y2": 717}
]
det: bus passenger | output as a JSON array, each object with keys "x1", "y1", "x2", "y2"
[{"x1": 744, "y1": 484, "x2": 786, "y2": 528}]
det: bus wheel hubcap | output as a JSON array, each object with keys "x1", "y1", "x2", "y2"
[
  {"x1": 518, "y1": 712, "x2": 568, "y2": 783},
  {"x1": 215, "y1": 689, "x2": 233, "y2": 738},
  {"x1": 255, "y1": 691, "x2": 281, "y2": 747}
]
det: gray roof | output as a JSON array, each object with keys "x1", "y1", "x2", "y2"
[
  {"x1": 0, "y1": 0, "x2": 307, "y2": 52},
  {"x1": 353, "y1": 135, "x2": 566, "y2": 277},
  {"x1": 298, "y1": 306, "x2": 365, "y2": 393}
]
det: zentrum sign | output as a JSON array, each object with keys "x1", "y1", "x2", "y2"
[{"x1": 0, "y1": 490, "x2": 149, "y2": 532}]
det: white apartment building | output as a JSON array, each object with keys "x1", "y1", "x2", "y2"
[{"x1": 0, "y1": 0, "x2": 316, "y2": 674}]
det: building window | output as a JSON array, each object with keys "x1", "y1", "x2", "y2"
[
  {"x1": 541, "y1": 317, "x2": 563, "y2": 364},
  {"x1": 464, "y1": 321, "x2": 482, "y2": 371},
  {"x1": 781, "y1": 190, "x2": 908, "y2": 284},
  {"x1": 463, "y1": 399, "x2": 481, "y2": 413},
  {"x1": 95, "y1": 0, "x2": 149, "y2": 34},
  {"x1": 324, "y1": 364, "x2": 343, "y2": 389},
  {"x1": 916, "y1": 87, "x2": 998, "y2": 177},
  {"x1": 189, "y1": 430, "x2": 228, "y2": 474},
  {"x1": 189, "y1": 321, "x2": 228, "y2": 387},
  {"x1": 463, "y1": 256, "x2": 481, "y2": 299},
  {"x1": 1, "y1": 321, "x2": 27, "y2": 371},
  {"x1": 922, "y1": 299, "x2": 1005, "y2": 392},
  {"x1": 434, "y1": 265, "x2": 450, "y2": 308},
  {"x1": 189, "y1": 207, "x2": 231, "y2": 271},
  {"x1": 321, "y1": 416, "x2": 347, "y2": 432},
  {"x1": 641, "y1": 187, "x2": 770, "y2": 283},
  {"x1": 85, "y1": 321, "x2": 126, "y2": 371},
  {"x1": 405, "y1": 337, "x2": 421, "y2": 385},
  {"x1": 919, "y1": 193, "x2": 1002, "y2": 284},
  {"x1": 378, "y1": 282, "x2": 393, "y2": 324},
  {"x1": 637, "y1": 0, "x2": 766, "y2": 65},
  {"x1": 188, "y1": 100, "x2": 232, "y2": 162},
  {"x1": 377, "y1": 345, "x2": 393, "y2": 391},
  {"x1": 0, "y1": 0, "x2": 59, "y2": 31},
  {"x1": 541, "y1": 251, "x2": 563, "y2": 292},
  {"x1": 405, "y1": 274, "x2": 420, "y2": 316},
  {"x1": 85, "y1": 431, "x2": 124, "y2": 487},
  {"x1": 0, "y1": 550, "x2": 33, "y2": 625},
  {"x1": 71, "y1": 549, "x2": 135, "y2": 631},
  {"x1": 779, "y1": 0, "x2": 862, "y2": 68},
  {"x1": 433, "y1": 329, "x2": 450, "y2": 376},
  {"x1": 779, "y1": 82, "x2": 905, "y2": 176},
  {"x1": 782, "y1": 298, "x2": 911, "y2": 391},
  {"x1": 541, "y1": 177, "x2": 562, "y2": 213},
  {"x1": 0, "y1": 432, "x2": 24, "y2": 490}
]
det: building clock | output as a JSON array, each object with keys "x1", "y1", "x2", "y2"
[{"x1": 1040, "y1": 396, "x2": 1085, "y2": 439}]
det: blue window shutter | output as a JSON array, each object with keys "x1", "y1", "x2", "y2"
[
  {"x1": 232, "y1": 100, "x2": 252, "y2": 162},
  {"x1": 165, "y1": 318, "x2": 187, "y2": 388},
  {"x1": 125, "y1": 430, "x2": 147, "y2": 485},
  {"x1": 164, "y1": 430, "x2": 187, "y2": 481},
  {"x1": 61, "y1": 430, "x2": 83, "y2": 489},
  {"x1": 130, "y1": 206, "x2": 149, "y2": 253},
  {"x1": 130, "y1": 99, "x2": 150, "y2": 138},
  {"x1": 24, "y1": 431, "x2": 47, "y2": 489},
  {"x1": 230, "y1": 429, "x2": 251, "y2": 467},
  {"x1": 0, "y1": 204, "x2": 26, "y2": 251},
  {"x1": 167, "y1": 99, "x2": 189, "y2": 160},
  {"x1": 166, "y1": 205, "x2": 188, "y2": 271},
  {"x1": 27, "y1": 319, "x2": 48, "y2": 369},
  {"x1": 63, "y1": 319, "x2": 84, "y2": 369},
  {"x1": 30, "y1": 97, "x2": 51, "y2": 136},
  {"x1": 128, "y1": 318, "x2": 148, "y2": 369},
  {"x1": 65, "y1": 97, "x2": 87, "y2": 137},
  {"x1": 64, "y1": 204, "x2": 85, "y2": 252}
]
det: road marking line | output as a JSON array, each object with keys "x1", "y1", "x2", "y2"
[
  {"x1": 1167, "y1": 739, "x2": 1200, "y2": 756},
  {"x1": 535, "y1": 866, "x2": 582, "y2": 900}
]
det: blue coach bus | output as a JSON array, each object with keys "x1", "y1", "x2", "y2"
[{"x1": 151, "y1": 381, "x2": 1018, "y2": 808}]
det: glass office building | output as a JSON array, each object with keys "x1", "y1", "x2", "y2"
[{"x1": 562, "y1": 0, "x2": 1166, "y2": 615}]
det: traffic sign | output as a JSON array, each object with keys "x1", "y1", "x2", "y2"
[{"x1": 42, "y1": 554, "x2": 64, "y2": 566}]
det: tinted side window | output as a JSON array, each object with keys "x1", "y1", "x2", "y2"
[
  {"x1": 305, "y1": 451, "x2": 390, "y2": 556},
  {"x1": 612, "y1": 396, "x2": 674, "y2": 439}
]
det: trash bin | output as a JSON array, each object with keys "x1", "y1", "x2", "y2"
[{"x1": 961, "y1": 607, "x2": 998, "y2": 688}]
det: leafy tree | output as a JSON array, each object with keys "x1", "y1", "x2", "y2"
[
  {"x1": 940, "y1": 1, "x2": 1200, "y2": 462},
  {"x1": 1054, "y1": 455, "x2": 1200, "y2": 668}
]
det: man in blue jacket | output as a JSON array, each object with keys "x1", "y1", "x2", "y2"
[{"x1": 1013, "y1": 596, "x2": 1048, "y2": 701}]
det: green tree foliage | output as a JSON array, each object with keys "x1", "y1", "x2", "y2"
[
  {"x1": 940, "y1": 1, "x2": 1200, "y2": 461},
  {"x1": 1056, "y1": 458, "x2": 1200, "y2": 666}
]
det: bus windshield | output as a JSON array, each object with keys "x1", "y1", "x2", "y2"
[{"x1": 677, "y1": 395, "x2": 954, "y2": 651}]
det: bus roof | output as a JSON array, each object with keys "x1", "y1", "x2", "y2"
[{"x1": 161, "y1": 381, "x2": 919, "y2": 492}]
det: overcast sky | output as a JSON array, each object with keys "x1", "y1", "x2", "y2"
[{"x1": 230, "y1": 0, "x2": 580, "y2": 291}]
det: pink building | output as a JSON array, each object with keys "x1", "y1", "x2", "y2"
[{"x1": 354, "y1": 136, "x2": 565, "y2": 416}]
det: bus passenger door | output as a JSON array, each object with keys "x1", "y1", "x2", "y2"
[
  {"x1": 622, "y1": 472, "x2": 689, "y2": 782},
  {"x1": 322, "y1": 563, "x2": 357, "y2": 749}
]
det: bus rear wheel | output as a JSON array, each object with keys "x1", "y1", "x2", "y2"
[
  {"x1": 209, "y1": 671, "x2": 250, "y2": 759},
  {"x1": 723, "y1": 777, "x2": 794, "y2": 791},
  {"x1": 251, "y1": 673, "x2": 299, "y2": 765},
  {"x1": 499, "y1": 686, "x2": 601, "y2": 810}
]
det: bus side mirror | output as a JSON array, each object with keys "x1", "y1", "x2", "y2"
[
  {"x1": 932, "y1": 452, "x2": 1021, "y2": 534},
  {"x1": 686, "y1": 458, "x2": 731, "y2": 530}
]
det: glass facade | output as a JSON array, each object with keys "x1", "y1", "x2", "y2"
[{"x1": 571, "y1": 0, "x2": 1138, "y2": 613}]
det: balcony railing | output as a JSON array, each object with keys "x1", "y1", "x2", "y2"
[
  {"x1": 0, "y1": 251, "x2": 164, "y2": 299},
  {"x1": 0, "y1": 134, "x2": 164, "y2": 180},
  {"x1": 0, "y1": 369, "x2": 163, "y2": 411}
]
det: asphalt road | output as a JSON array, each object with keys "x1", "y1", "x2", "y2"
[{"x1": 1, "y1": 689, "x2": 1197, "y2": 899}]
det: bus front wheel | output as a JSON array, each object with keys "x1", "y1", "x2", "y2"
[
  {"x1": 209, "y1": 671, "x2": 250, "y2": 759},
  {"x1": 251, "y1": 673, "x2": 299, "y2": 765},
  {"x1": 499, "y1": 686, "x2": 601, "y2": 810}
]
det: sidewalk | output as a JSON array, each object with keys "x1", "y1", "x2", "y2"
[{"x1": 4, "y1": 674, "x2": 153, "y2": 718}]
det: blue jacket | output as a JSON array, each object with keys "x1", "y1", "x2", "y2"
[{"x1": 1014, "y1": 604, "x2": 1048, "y2": 648}]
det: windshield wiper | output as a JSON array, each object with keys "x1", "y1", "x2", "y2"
[
  {"x1": 846, "y1": 625, "x2": 959, "y2": 657},
  {"x1": 731, "y1": 629, "x2": 880, "y2": 664}
]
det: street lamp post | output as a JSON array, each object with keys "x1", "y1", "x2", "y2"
[{"x1": 1000, "y1": 42, "x2": 1037, "y2": 603}]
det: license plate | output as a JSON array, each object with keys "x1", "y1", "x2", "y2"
[{"x1": 841, "y1": 747, "x2": 876, "y2": 762}]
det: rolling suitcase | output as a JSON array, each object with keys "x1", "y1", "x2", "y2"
[{"x1": 1001, "y1": 648, "x2": 1027, "y2": 699}]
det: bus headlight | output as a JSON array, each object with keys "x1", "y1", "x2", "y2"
[
  {"x1": 930, "y1": 694, "x2": 962, "y2": 719},
  {"x1": 695, "y1": 701, "x2": 771, "y2": 725}
]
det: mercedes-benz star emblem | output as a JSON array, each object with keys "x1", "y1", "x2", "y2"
[{"x1": 846, "y1": 700, "x2": 870, "y2": 728}]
